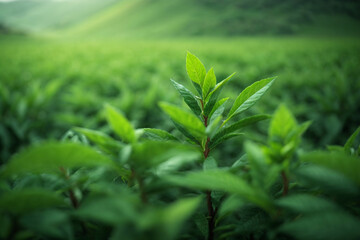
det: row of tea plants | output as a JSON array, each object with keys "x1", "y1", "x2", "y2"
[{"x1": 0, "y1": 53, "x2": 359, "y2": 240}]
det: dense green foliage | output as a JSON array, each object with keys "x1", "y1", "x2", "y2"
[
  {"x1": 1, "y1": 52, "x2": 359, "y2": 240},
  {"x1": 1, "y1": 37, "x2": 359, "y2": 162}
]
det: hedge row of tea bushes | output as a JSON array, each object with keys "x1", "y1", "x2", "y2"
[
  {"x1": 0, "y1": 53, "x2": 359, "y2": 240},
  {"x1": 0, "y1": 37, "x2": 360, "y2": 162}
]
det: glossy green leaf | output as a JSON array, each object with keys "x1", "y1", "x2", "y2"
[
  {"x1": 159, "y1": 102, "x2": 206, "y2": 140},
  {"x1": 204, "y1": 72, "x2": 235, "y2": 116},
  {"x1": 202, "y1": 68, "x2": 216, "y2": 99},
  {"x1": 186, "y1": 52, "x2": 206, "y2": 86},
  {"x1": 301, "y1": 151, "x2": 360, "y2": 186},
  {"x1": 276, "y1": 194, "x2": 340, "y2": 214},
  {"x1": 0, "y1": 189, "x2": 67, "y2": 215},
  {"x1": 225, "y1": 77, "x2": 275, "y2": 124},
  {"x1": 344, "y1": 126, "x2": 360, "y2": 154},
  {"x1": 139, "y1": 128, "x2": 178, "y2": 141},
  {"x1": 105, "y1": 104, "x2": 136, "y2": 144},
  {"x1": 73, "y1": 127, "x2": 123, "y2": 154},
  {"x1": 278, "y1": 211, "x2": 360, "y2": 240},
  {"x1": 205, "y1": 115, "x2": 222, "y2": 139},
  {"x1": 1, "y1": 142, "x2": 118, "y2": 178},
  {"x1": 171, "y1": 79, "x2": 201, "y2": 116},
  {"x1": 209, "y1": 133, "x2": 244, "y2": 150},
  {"x1": 166, "y1": 170, "x2": 272, "y2": 212}
]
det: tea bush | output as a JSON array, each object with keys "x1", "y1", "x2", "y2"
[{"x1": 0, "y1": 53, "x2": 359, "y2": 240}]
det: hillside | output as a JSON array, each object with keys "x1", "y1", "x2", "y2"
[{"x1": 0, "y1": 0, "x2": 360, "y2": 38}]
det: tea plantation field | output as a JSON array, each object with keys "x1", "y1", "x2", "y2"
[{"x1": 1, "y1": 36, "x2": 359, "y2": 162}]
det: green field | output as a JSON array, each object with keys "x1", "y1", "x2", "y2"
[
  {"x1": 1, "y1": 1, "x2": 360, "y2": 239},
  {"x1": 1, "y1": 36, "x2": 360, "y2": 162}
]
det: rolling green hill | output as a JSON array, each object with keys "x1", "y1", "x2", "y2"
[{"x1": 0, "y1": 0, "x2": 360, "y2": 38}]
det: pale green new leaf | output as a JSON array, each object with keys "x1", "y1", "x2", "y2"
[
  {"x1": 225, "y1": 77, "x2": 276, "y2": 124},
  {"x1": 186, "y1": 52, "x2": 206, "y2": 86},
  {"x1": 165, "y1": 170, "x2": 272, "y2": 212},
  {"x1": 0, "y1": 189, "x2": 67, "y2": 215},
  {"x1": 204, "y1": 73, "x2": 235, "y2": 116},
  {"x1": 1, "y1": 142, "x2": 119, "y2": 178},
  {"x1": 202, "y1": 68, "x2": 216, "y2": 99},
  {"x1": 171, "y1": 79, "x2": 201, "y2": 116},
  {"x1": 140, "y1": 128, "x2": 178, "y2": 141},
  {"x1": 105, "y1": 104, "x2": 136, "y2": 144},
  {"x1": 203, "y1": 156, "x2": 217, "y2": 170},
  {"x1": 269, "y1": 104, "x2": 297, "y2": 142},
  {"x1": 159, "y1": 102, "x2": 206, "y2": 140},
  {"x1": 205, "y1": 115, "x2": 222, "y2": 139},
  {"x1": 209, "y1": 97, "x2": 229, "y2": 123}
]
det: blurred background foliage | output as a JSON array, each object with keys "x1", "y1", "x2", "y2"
[{"x1": 0, "y1": 0, "x2": 359, "y2": 162}]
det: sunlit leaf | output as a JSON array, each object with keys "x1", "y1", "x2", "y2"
[
  {"x1": 186, "y1": 52, "x2": 206, "y2": 86},
  {"x1": 202, "y1": 68, "x2": 216, "y2": 99},
  {"x1": 105, "y1": 104, "x2": 136, "y2": 144},
  {"x1": 171, "y1": 79, "x2": 201, "y2": 116}
]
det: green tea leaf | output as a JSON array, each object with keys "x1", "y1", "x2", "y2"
[
  {"x1": 202, "y1": 68, "x2": 216, "y2": 99},
  {"x1": 276, "y1": 194, "x2": 340, "y2": 214},
  {"x1": 212, "y1": 114, "x2": 270, "y2": 145},
  {"x1": 0, "y1": 189, "x2": 67, "y2": 215},
  {"x1": 159, "y1": 102, "x2": 206, "y2": 140},
  {"x1": 209, "y1": 97, "x2": 229, "y2": 123},
  {"x1": 205, "y1": 115, "x2": 222, "y2": 139},
  {"x1": 105, "y1": 104, "x2": 136, "y2": 144},
  {"x1": 344, "y1": 126, "x2": 360, "y2": 154},
  {"x1": 301, "y1": 151, "x2": 360, "y2": 186},
  {"x1": 209, "y1": 133, "x2": 244, "y2": 150},
  {"x1": 225, "y1": 77, "x2": 275, "y2": 124},
  {"x1": 278, "y1": 211, "x2": 360, "y2": 240},
  {"x1": 186, "y1": 52, "x2": 206, "y2": 86},
  {"x1": 1, "y1": 142, "x2": 118, "y2": 178},
  {"x1": 204, "y1": 73, "x2": 235, "y2": 117},
  {"x1": 166, "y1": 170, "x2": 272, "y2": 212},
  {"x1": 203, "y1": 156, "x2": 217, "y2": 170},
  {"x1": 73, "y1": 127, "x2": 123, "y2": 154},
  {"x1": 171, "y1": 79, "x2": 201, "y2": 116},
  {"x1": 139, "y1": 128, "x2": 178, "y2": 141},
  {"x1": 269, "y1": 104, "x2": 297, "y2": 142}
]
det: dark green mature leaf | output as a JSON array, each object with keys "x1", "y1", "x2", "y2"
[
  {"x1": 159, "y1": 102, "x2": 206, "y2": 140},
  {"x1": 105, "y1": 104, "x2": 136, "y2": 144},
  {"x1": 132, "y1": 141, "x2": 200, "y2": 170},
  {"x1": 276, "y1": 194, "x2": 341, "y2": 214},
  {"x1": 344, "y1": 126, "x2": 360, "y2": 154},
  {"x1": 1, "y1": 142, "x2": 119, "y2": 178},
  {"x1": 139, "y1": 128, "x2": 178, "y2": 141},
  {"x1": 186, "y1": 52, "x2": 206, "y2": 86},
  {"x1": 73, "y1": 127, "x2": 123, "y2": 154},
  {"x1": 278, "y1": 211, "x2": 360, "y2": 240},
  {"x1": 172, "y1": 120, "x2": 199, "y2": 143},
  {"x1": 295, "y1": 165, "x2": 359, "y2": 196},
  {"x1": 301, "y1": 151, "x2": 360, "y2": 186},
  {"x1": 204, "y1": 73, "x2": 235, "y2": 116},
  {"x1": 269, "y1": 104, "x2": 297, "y2": 142},
  {"x1": 0, "y1": 189, "x2": 67, "y2": 215},
  {"x1": 202, "y1": 68, "x2": 216, "y2": 99},
  {"x1": 171, "y1": 79, "x2": 201, "y2": 116},
  {"x1": 225, "y1": 77, "x2": 275, "y2": 125},
  {"x1": 165, "y1": 170, "x2": 272, "y2": 212},
  {"x1": 212, "y1": 115, "x2": 270, "y2": 146},
  {"x1": 20, "y1": 210, "x2": 73, "y2": 239},
  {"x1": 209, "y1": 133, "x2": 244, "y2": 150}
]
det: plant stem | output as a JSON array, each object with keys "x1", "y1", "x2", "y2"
[
  {"x1": 200, "y1": 101, "x2": 215, "y2": 240},
  {"x1": 132, "y1": 168, "x2": 147, "y2": 203},
  {"x1": 281, "y1": 171, "x2": 289, "y2": 196}
]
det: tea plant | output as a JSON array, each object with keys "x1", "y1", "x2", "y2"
[{"x1": 0, "y1": 53, "x2": 359, "y2": 240}]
